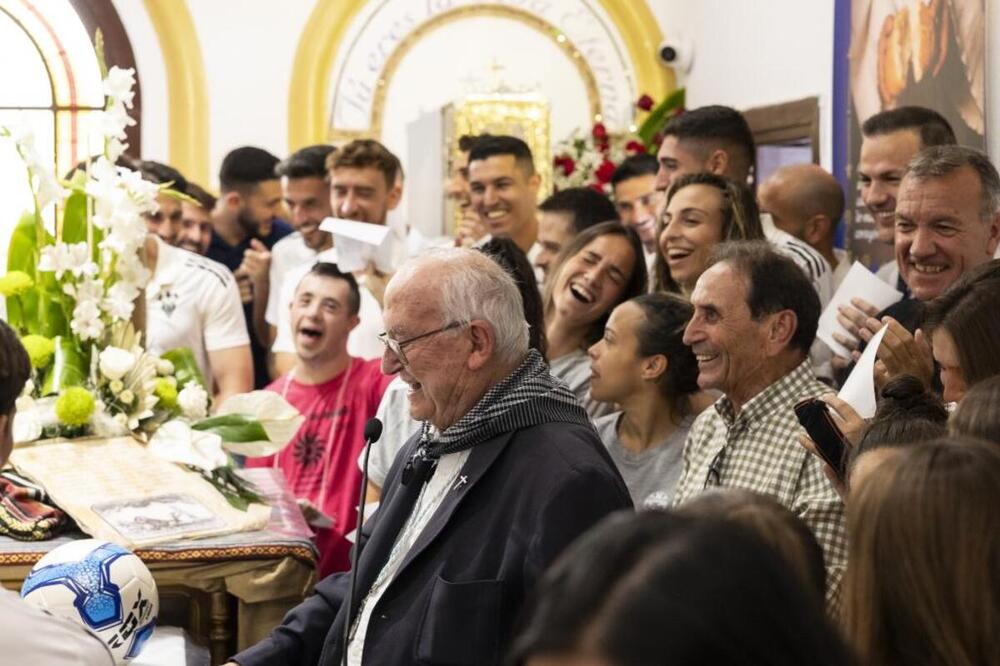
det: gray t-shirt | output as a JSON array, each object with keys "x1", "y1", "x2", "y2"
[{"x1": 594, "y1": 411, "x2": 693, "y2": 508}]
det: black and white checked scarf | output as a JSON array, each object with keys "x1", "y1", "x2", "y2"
[{"x1": 418, "y1": 349, "x2": 590, "y2": 460}]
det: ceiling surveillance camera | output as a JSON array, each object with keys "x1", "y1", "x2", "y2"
[{"x1": 658, "y1": 38, "x2": 692, "y2": 72}]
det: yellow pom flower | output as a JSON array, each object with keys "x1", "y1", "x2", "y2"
[
  {"x1": 154, "y1": 377, "x2": 178, "y2": 409},
  {"x1": 0, "y1": 271, "x2": 33, "y2": 297},
  {"x1": 55, "y1": 387, "x2": 96, "y2": 426},
  {"x1": 20, "y1": 335, "x2": 55, "y2": 369}
]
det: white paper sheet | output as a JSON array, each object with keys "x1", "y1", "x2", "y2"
[
  {"x1": 817, "y1": 261, "x2": 903, "y2": 357},
  {"x1": 837, "y1": 323, "x2": 889, "y2": 419},
  {"x1": 320, "y1": 217, "x2": 404, "y2": 273}
]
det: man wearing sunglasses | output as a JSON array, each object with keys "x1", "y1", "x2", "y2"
[{"x1": 229, "y1": 248, "x2": 630, "y2": 666}]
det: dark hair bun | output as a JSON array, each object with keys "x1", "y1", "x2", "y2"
[{"x1": 877, "y1": 374, "x2": 948, "y2": 422}]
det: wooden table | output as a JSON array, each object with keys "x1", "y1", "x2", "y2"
[{"x1": 0, "y1": 469, "x2": 317, "y2": 665}]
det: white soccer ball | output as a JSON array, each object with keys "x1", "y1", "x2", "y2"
[{"x1": 21, "y1": 539, "x2": 158, "y2": 665}]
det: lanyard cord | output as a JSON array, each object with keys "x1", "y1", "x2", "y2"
[{"x1": 278, "y1": 358, "x2": 356, "y2": 512}]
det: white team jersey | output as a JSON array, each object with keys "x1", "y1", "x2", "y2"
[
  {"x1": 761, "y1": 214, "x2": 834, "y2": 307},
  {"x1": 145, "y1": 236, "x2": 249, "y2": 385}
]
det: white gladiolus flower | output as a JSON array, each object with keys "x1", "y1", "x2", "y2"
[
  {"x1": 94, "y1": 101, "x2": 135, "y2": 142},
  {"x1": 178, "y1": 384, "x2": 209, "y2": 420},
  {"x1": 70, "y1": 300, "x2": 104, "y2": 340},
  {"x1": 38, "y1": 242, "x2": 90, "y2": 280},
  {"x1": 99, "y1": 346, "x2": 136, "y2": 380},
  {"x1": 103, "y1": 67, "x2": 136, "y2": 108},
  {"x1": 156, "y1": 359, "x2": 175, "y2": 376},
  {"x1": 103, "y1": 280, "x2": 138, "y2": 321}
]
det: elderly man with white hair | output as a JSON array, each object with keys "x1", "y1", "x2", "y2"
[{"x1": 228, "y1": 248, "x2": 631, "y2": 666}]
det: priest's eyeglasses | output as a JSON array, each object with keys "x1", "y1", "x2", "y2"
[{"x1": 378, "y1": 321, "x2": 462, "y2": 367}]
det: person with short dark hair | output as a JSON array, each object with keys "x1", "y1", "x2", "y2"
[
  {"x1": 534, "y1": 187, "x2": 617, "y2": 279},
  {"x1": 450, "y1": 134, "x2": 490, "y2": 248},
  {"x1": 510, "y1": 511, "x2": 855, "y2": 666},
  {"x1": 673, "y1": 241, "x2": 845, "y2": 608},
  {"x1": 844, "y1": 437, "x2": 1000, "y2": 665},
  {"x1": 209, "y1": 146, "x2": 293, "y2": 389},
  {"x1": 655, "y1": 104, "x2": 757, "y2": 193},
  {"x1": 178, "y1": 182, "x2": 216, "y2": 255},
  {"x1": 611, "y1": 153, "x2": 661, "y2": 263},
  {"x1": 467, "y1": 135, "x2": 542, "y2": 269},
  {"x1": 832, "y1": 108, "x2": 959, "y2": 376},
  {"x1": 0, "y1": 321, "x2": 116, "y2": 665},
  {"x1": 858, "y1": 106, "x2": 957, "y2": 287},
  {"x1": 137, "y1": 159, "x2": 188, "y2": 246},
  {"x1": 267, "y1": 145, "x2": 338, "y2": 356},
  {"x1": 588, "y1": 293, "x2": 710, "y2": 506},
  {"x1": 246, "y1": 262, "x2": 393, "y2": 577},
  {"x1": 272, "y1": 139, "x2": 404, "y2": 378}
]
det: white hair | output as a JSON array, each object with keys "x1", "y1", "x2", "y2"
[{"x1": 393, "y1": 247, "x2": 529, "y2": 364}]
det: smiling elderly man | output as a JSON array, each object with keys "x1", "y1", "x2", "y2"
[
  {"x1": 672, "y1": 241, "x2": 846, "y2": 609},
  {"x1": 228, "y1": 247, "x2": 631, "y2": 666}
]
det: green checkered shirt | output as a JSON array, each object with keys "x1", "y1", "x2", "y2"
[{"x1": 673, "y1": 360, "x2": 847, "y2": 609}]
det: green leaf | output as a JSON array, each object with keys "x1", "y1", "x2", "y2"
[
  {"x1": 7, "y1": 210, "x2": 42, "y2": 278},
  {"x1": 191, "y1": 414, "x2": 270, "y2": 443},
  {"x1": 36, "y1": 274, "x2": 69, "y2": 338},
  {"x1": 40, "y1": 336, "x2": 87, "y2": 395},
  {"x1": 637, "y1": 88, "x2": 686, "y2": 148},
  {"x1": 60, "y1": 190, "x2": 89, "y2": 244}
]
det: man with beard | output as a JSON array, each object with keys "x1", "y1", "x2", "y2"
[
  {"x1": 271, "y1": 140, "x2": 402, "y2": 375},
  {"x1": 177, "y1": 182, "x2": 215, "y2": 255},
  {"x1": 209, "y1": 146, "x2": 292, "y2": 388},
  {"x1": 267, "y1": 145, "x2": 337, "y2": 347}
]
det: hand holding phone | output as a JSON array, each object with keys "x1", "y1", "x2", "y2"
[{"x1": 794, "y1": 398, "x2": 851, "y2": 482}]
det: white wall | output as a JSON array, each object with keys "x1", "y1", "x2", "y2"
[
  {"x1": 108, "y1": 0, "x2": 1000, "y2": 184},
  {"x1": 648, "y1": 0, "x2": 836, "y2": 170}
]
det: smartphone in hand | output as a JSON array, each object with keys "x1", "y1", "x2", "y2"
[{"x1": 794, "y1": 398, "x2": 850, "y2": 481}]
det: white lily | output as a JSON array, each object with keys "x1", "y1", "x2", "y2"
[
  {"x1": 98, "y1": 346, "x2": 136, "y2": 381},
  {"x1": 148, "y1": 419, "x2": 229, "y2": 472},
  {"x1": 213, "y1": 391, "x2": 304, "y2": 457}
]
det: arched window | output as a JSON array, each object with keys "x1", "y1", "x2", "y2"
[{"x1": 0, "y1": 0, "x2": 139, "y2": 263}]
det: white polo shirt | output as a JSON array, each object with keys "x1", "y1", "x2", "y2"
[{"x1": 145, "y1": 236, "x2": 249, "y2": 384}]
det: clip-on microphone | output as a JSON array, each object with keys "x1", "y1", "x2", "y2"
[{"x1": 342, "y1": 417, "x2": 383, "y2": 665}]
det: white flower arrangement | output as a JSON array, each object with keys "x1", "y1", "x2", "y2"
[{"x1": 2, "y1": 47, "x2": 301, "y2": 511}]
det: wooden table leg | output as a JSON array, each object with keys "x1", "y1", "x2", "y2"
[{"x1": 209, "y1": 590, "x2": 233, "y2": 665}]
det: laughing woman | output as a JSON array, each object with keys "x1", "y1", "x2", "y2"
[
  {"x1": 654, "y1": 172, "x2": 763, "y2": 294},
  {"x1": 543, "y1": 222, "x2": 647, "y2": 418},
  {"x1": 588, "y1": 293, "x2": 712, "y2": 506}
]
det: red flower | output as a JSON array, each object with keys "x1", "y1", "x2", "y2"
[
  {"x1": 595, "y1": 159, "x2": 616, "y2": 183},
  {"x1": 589, "y1": 183, "x2": 607, "y2": 194},
  {"x1": 651, "y1": 132, "x2": 664, "y2": 147},
  {"x1": 636, "y1": 94, "x2": 655, "y2": 111},
  {"x1": 625, "y1": 140, "x2": 646, "y2": 154},
  {"x1": 591, "y1": 123, "x2": 608, "y2": 140},
  {"x1": 560, "y1": 157, "x2": 576, "y2": 177}
]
